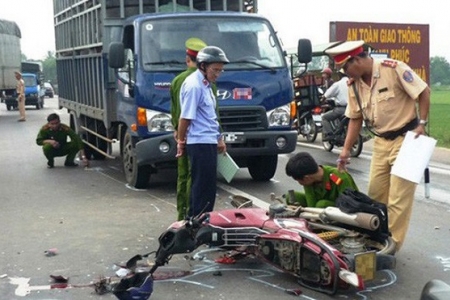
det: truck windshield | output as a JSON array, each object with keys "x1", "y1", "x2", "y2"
[
  {"x1": 140, "y1": 16, "x2": 285, "y2": 71},
  {"x1": 23, "y1": 76, "x2": 37, "y2": 87}
]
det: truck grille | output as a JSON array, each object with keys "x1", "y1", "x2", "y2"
[{"x1": 219, "y1": 106, "x2": 268, "y2": 132}]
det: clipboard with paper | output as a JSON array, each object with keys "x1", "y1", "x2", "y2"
[
  {"x1": 391, "y1": 131, "x2": 437, "y2": 183},
  {"x1": 217, "y1": 152, "x2": 239, "y2": 183}
]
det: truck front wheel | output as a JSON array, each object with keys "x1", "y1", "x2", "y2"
[
  {"x1": 247, "y1": 155, "x2": 278, "y2": 181},
  {"x1": 122, "y1": 132, "x2": 151, "y2": 189}
]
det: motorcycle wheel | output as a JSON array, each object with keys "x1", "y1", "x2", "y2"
[
  {"x1": 349, "y1": 134, "x2": 364, "y2": 157},
  {"x1": 310, "y1": 223, "x2": 396, "y2": 255},
  {"x1": 302, "y1": 116, "x2": 318, "y2": 143}
]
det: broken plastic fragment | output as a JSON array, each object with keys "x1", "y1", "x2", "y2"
[{"x1": 50, "y1": 275, "x2": 68, "y2": 283}]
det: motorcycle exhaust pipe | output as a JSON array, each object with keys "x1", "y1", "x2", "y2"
[{"x1": 321, "y1": 207, "x2": 380, "y2": 231}]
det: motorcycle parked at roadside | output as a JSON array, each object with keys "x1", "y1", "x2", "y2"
[
  {"x1": 320, "y1": 98, "x2": 371, "y2": 157},
  {"x1": 291, "y1": 75, "x2": 323, "y2": 143},
  {"x1": 294, "y1": 103, "x2": 322, "y2": 142},
  {"x1": 112, "y1": 192, "x2": 396, "y2": 299}
]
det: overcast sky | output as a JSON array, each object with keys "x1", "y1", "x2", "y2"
[{"x1": 0, "y1": 0, "x2": 448, "y2": 61}]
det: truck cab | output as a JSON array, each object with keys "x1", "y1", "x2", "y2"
[
  {"x1": 5, "y1": 61, "x2": 45, "y2": 110},
  {"x1": 55, "y1": 0, "x2": 300, "y2": 188},
  {"x1": 22, "y1": 73, "x2": 44, "y2": 109}
]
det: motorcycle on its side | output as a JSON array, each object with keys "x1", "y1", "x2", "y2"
[
  {"x1": 112, "y1": 194, "x2": 396, "y2": 299},
  {"x1": 320, "y1": 98, "x2": 371, "y2": 157}
]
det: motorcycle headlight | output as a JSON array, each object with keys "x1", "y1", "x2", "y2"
[
  {"x1": 146, "y1": 111, "x2": 174, "y2": 132},
  {"x1": 268, "y1": 105, "x2": 290, "y2": 126}
]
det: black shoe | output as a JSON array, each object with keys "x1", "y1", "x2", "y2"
[
  {"x1": 322, "y1": 132, "x2": 334, "y2": 142},
  {"x1": 47, "y1": 160, "x2": 54, "y2": 169},
  {"x1": 64, "y1": 161, "x2": 78, "y2": 167}
]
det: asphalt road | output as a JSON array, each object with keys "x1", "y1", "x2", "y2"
[{"x1": 1, "y1": 97, "x2": 450, "y2": 300}]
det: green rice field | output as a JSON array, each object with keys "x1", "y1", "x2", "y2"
[{"x1": 429, "y1": 88, "x2": 450, "y2": 148}]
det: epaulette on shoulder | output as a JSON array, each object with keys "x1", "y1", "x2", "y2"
[
  {"x1": 381, "y1": 59, "x2": 398, "y2": 68},
  {"x1": 60, "y1": 124, "x2": 71, "y2": 131},
  {"x1": 330, "y1": 173, "x2": 343, "y2": 185}
]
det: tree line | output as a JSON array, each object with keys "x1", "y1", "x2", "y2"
[{"x1": 27, "y1": 52, "x2": 450, "y2": 90}]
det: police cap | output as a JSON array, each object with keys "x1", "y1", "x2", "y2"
[
  {"x1": 325, "y1": 40, "x2": 365, "y2": 66},
  {"x1": 185, "y1": 37, "x2": 207, "y2": 58}
]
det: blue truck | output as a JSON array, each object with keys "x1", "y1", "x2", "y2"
[
  {"x1": 21, "y1": 61, "x2": 44, "y2": 109},
  {"x1": 54, "y1": 0, "x2": 301, "y2": 188},
  {"x1": 4, "y1": 61, "x2": 45, "y2": 110}
]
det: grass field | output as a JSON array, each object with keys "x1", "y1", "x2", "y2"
[{"x1": 429, "y1": 87, "x2": 450, "y2": 148}]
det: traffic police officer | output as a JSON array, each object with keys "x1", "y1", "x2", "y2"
[
  {"x1": 326, "y1": 40, "x2": 430, "y2": 251},
  {"x1": 15, "y1": 71, "x2": 26, "y2": 122},
  {"x1": 36, "y1": 113, "x2": 88, "y2": 168},
  {"x1": 285, "y1": 152, "x2": 358, "y2": 208}
]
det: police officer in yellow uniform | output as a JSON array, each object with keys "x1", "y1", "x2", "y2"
[
  {"x1": 326, "y1": 40, "x2": 430, "y2": 252},
  {"x1": 15, "y1": 71, "x2": 26, "y2": 122},
  {"x1": 170, "y1": 37, "x2": 207, "y2": 220},
  {"x1": 285, "y1": 152, "x2": 358, "y2": 208}
]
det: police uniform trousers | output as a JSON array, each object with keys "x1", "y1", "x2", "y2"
[
  {"x1": 42, "y1": 142, "x2": 79, "y2": 163},
  {"x1": 176, "y1": 153, "x2": 191, "y2": 221},
  {"x1": 186, "y1": 143, "x2": 217, "y2": 217},
  {"x1": 367, "y1": 136, "x2": 417, "y2": 251},
  {"x1": 18, "y1": 96, "x2": 26, "y2": 120}
]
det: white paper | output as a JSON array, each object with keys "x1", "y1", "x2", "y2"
[
  {"x1": 391, "y1": 131, "x2": 437, "y2": 183},
  {"x1": 217, "y1": 152, "x2": 239, "y2": 183}
]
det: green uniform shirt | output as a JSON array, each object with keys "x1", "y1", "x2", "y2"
[
  {"x1": 289, "y1": 165, "x2": 358, "y2": 208},
  {"x1": 36, "y1": 123, "x2": 84, "y2": 150}
]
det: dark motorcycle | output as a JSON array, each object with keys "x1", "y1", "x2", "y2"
[
  {"x1": 321, "y1": 98, "x2": 371, "y2": 157},
  {"x1": 292, "y1": 75, "x2": 323, "y2": 143},
  {"x1": 112, "y1": 193, "x2": 396, "y2": 299}
]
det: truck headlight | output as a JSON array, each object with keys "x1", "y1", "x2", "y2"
[
  {"x1": 146, "y1": 112, "x2": 173, "y2": 132},
  {"x1": 267, "y1": 106, "x2": 290, "y2": 126}
]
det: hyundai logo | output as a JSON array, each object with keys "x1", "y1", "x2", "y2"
[{"x1": 216, "y1": 89, "x2": 231, "y2": 100}]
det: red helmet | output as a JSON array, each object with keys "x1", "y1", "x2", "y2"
[{"x1": 321, "y1": 67, "x2": 332, "y2": 75}]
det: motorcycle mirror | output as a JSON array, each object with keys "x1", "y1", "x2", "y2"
[
  {"x1": 125, "y1": 251, "x2": 154, "y2": 269},
  {"x1": 126, "y1": 254, "x2": 143, "y2": 269}
]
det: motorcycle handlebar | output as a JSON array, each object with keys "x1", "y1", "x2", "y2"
[
  {"x1": 198, "y1": 213, "x2": 209, "y2": 224},
  {"x1": 186, "y1": 213, "x2": 209, "y2": 229}
]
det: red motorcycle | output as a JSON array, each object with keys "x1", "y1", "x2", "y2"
[{"x1": 112, "y1": 193, "x2": 396, "y2": 299}]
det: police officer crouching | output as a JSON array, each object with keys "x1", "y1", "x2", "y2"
[{"x1": 36, "y1": 113, "x2": 89, "y2": 168}]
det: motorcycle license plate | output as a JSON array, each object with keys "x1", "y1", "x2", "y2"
[
  {"x1": 354, "y1": 251, "x2": 376, "y2": 281},
  {"x1": 222, "y1": 132, "x2": 245, "y2": 143},
  {"x1": 312, "y1": 114, "x2": 322, "y2": 122}
]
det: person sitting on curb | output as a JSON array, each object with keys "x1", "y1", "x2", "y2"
[
  {"x1": 36, "y1": 113, "x2": 89, "y2": 168},
  {"x1": 284, "y1": 152, "x2": 358, "y2": 208}
]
